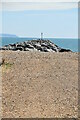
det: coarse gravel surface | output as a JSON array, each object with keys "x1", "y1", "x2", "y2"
[{"x1": 1, "y1": 51, "x2": 78, "y2": 118}]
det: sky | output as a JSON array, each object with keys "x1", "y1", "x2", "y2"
[{"x1": 0, "y1": 2, "x2": 78, "y2": 38}]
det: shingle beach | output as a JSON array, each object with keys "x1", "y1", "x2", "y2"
[{"x1": 1, "y1": 51, "x2": 78, "y2": 118}]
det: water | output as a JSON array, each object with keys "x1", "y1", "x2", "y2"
[{"x1": 0, "y1": 37, "x2": 78, "y2": 52}]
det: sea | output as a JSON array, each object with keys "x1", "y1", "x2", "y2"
[{"x1": 0, "y1": 37, "x2": 78, "y2": 52}]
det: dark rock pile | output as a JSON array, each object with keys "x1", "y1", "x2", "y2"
[{"x1": 0, "y1": 39, "x2": 72, "y2": 52}]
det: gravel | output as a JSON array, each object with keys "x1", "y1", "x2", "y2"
[{"x1": 1, "y1": 51, "x2": 78, "y2": 118}]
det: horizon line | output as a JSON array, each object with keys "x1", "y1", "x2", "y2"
[{"x1": 0, "y1": 33, "x2": 78, "y2": 39}]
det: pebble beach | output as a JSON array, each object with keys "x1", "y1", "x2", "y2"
[{"x1": 1, "y1": 51, "x2": 78, "y2": 118}]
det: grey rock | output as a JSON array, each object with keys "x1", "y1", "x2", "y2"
[
  {"x1": 0, "y1": 39, "x2": 72, "y2": 52},
  {"x1": 59, "y1": 48, "x2": 72, "y2": 52}
]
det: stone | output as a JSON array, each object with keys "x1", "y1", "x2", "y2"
[
  {"x1": 59, "y1": 48, "x2": 72, "y2": 52},
  {"x1": 0, "y1": 39, "x2": 72, "y2": 52}
]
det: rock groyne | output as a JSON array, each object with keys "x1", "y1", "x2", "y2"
[{"x1": 0, "y1": 39, "x2": 72, "y2": 52}]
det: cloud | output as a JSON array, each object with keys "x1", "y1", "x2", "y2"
[
  {"x1": 0, "y1": 2, "x2": 78, "y2": 11},
  {"x1": 0, "y1": 0, "x2": 79, "y2": 2}
]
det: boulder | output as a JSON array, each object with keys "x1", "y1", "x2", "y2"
[
  {"x1": 59, "y1": 48, "x2": 72, "y2": 52},
  {"x1": 0, "y1": 39, "x2": 72, "y2": 52}
]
